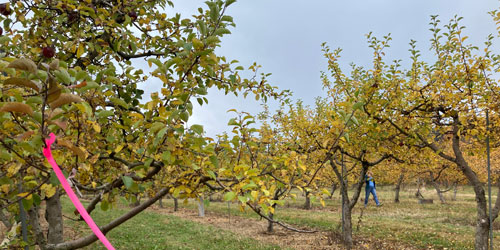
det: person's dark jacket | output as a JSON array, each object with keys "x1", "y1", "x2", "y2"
[{"x1": 365, "y1": 175, "x2": 376, "y2": 190}]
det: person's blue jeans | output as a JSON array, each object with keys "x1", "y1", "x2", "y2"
[{"x1": 365, "y1": 187, "x2": 380, "y2": 206}]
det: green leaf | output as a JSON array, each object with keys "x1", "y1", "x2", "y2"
[
  {"x1": 179, "y1": 111, "x2": 189, "y2": 122},
  {"x1": 344, "y1": 133, "x2": 350, "y2": 143},
  {"x1": 229, "y1": 75, "x2": 236, "y2": 84},
  {"x1": 32, "y1": 193, "x2": 41, "y2": 206},
  {"x1": 150, "y1": 122, "x2": 165, "y2": 133},
  {"x1": 214, "y1": 28, "x2": 231, "y2": 36},
  {"x1": 154, "y1": 127, "x2": 167, "y2": 146},
  {"x1": 22, "y1": 197, "x2": 33, "y2": 210},
  {"x1": 238, "y1": 196, "x2": 247, "y2": 203},
  {"x1": 80, "y1": 81, "x2": 99, "y2": 92},
  {"x1": 242, "y1": 181, "x2": 258, "y2": 190},
  {"x1": 227, "y1": 118, "x2": 238, "y2": 126},
  {"x1": 162, "y1": 151, "x2": 172, "y2": 163},
  {"x1": 96, "y1": 110, "x2": 114, "y2": 119},
  {"x1": 224, "y1": 191, "x2": 236, "y2": 201},
  {"x1": 207, "y1": 170, "x2": 216, "y2": 180},
  {"x1": 209, "y1": 3, "x2": 219, "y2": 22},
  {"x1": 49, "y1": 171, "x2": 59, "y2": 186},
  {"x1": 54, "y1": 69, "x2": 72, "y2": 84},
  {"x1": 353, "y1": 101, "x2": 364, "y2": 111},
  {"x1": 122, "y1": 176, "x2": 133, "y2": 189},
  {"x1": 100, "y1": 200, "x2": 109, "y2": 211},
  {"x1": 209, "y1": 155, "x2": 219, "y2": 168},
  {"x1": 110, "y1": 97, "x2": 129, "y2": 109},
  {"x1": 225, "y1": 0, "x2": 237, "y2": 7},
  {"x1": 190, "y1": 124, "x2": 203, "y2": 134}
]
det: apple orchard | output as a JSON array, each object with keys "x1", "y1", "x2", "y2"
[{"x1": 1, "y1": 1, "x2": 500, "y2": 250}]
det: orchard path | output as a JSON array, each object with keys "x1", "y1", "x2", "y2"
[{"x1": 148, "y1": 206, "x2": 419, "y2": 250}]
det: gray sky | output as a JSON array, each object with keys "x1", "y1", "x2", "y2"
[{"x1": 139, "y1": 0, "x2": 500, "y2": 137}]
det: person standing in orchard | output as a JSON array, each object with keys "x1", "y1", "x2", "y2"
[{"x1": 365, "y1": 171, "x2": 382, "y2": 207}]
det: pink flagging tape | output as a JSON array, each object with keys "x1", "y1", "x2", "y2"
[{"x1": 42, "y1": 133, "x2": 115, "y2": 250}]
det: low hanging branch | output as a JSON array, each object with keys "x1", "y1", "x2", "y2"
[
  {"x1": 45, "y1": 187, "x2": 172, "y2": 250},
  {"x1": 247, "y1": 203, "x2": 317, "y2": 233}
]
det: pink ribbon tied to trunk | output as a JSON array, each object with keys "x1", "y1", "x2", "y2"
[{"x1": 43, "y1": 133, "x2": 115, "y2": 250}]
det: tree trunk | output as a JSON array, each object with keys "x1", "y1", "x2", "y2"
[
  {"x1": 304, "y1": 191, "x2": 312, "y2": 210},
  {"x1": 328, "y1": 159, "x2": 368, "y2": 250},
  {"x1": 475, "y1": 215, "x2": 489, "y2": 250},
  {"x1": 450, "y1": 120, "x2": 491, "y2": 250},
  {"x1": 452, "y1": 182, "x2": 458, "y2": 201},
  {"x1": 173, "y1": 197, "x2": 178, "y2": 212},
  {"x1": 341, "y1": 195, "x2": 353, "y2": 249},
  {"x1": 158, "y1": 197, "x2": 163, "y2": 208},
  {"x1": 0, "y1": 208, "x2": 12, "y2": 229},
  {"x1": 394, "y1": 171, "x2": 404, "y2": 203},
  {"x1": 329, "y1": 183, "x2": 337, "y2": 199},
  {"x1": 45, "y1": 190, "x2": 63, "y2": 244},
  {"x1": 267, "y1": 209, "x2": 275, "y2": 233},
  {"x1": 431, "y1": 181, "x2": 446, "y2": 204},
  {"x1": 198, "y1": 196, "x2": 205, "y2": 217},
  {"x1": 28, "y1": 205, "x2": 47, "y2": 248},
  {"x1": 415, "y1": 178, "x2": 424, "y2": 199},
  {"x1": 428, "y1": 171, "x2": 446, "y2": 203}
]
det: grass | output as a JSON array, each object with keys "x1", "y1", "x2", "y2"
[
  {"x1": 155, "y1": 185, "x2": 499, "y2": 249},
  {"x1": 59, "y1": 185, "x2": 499, "y2": 249},
  {"x1": 60, "y1": 198, "x2": 280, "y2": 250}
]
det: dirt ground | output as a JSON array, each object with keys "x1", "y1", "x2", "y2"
[{"x1": 149, "y1": 206, "x2": 419, "y2": 250}]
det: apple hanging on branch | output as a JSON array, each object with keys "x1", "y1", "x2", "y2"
[{"x1": 42, "y1": 47, "x2": 56, "y2": 58}]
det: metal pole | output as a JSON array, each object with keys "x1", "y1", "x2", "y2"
[
  {"x1": 17, "y1": 184, "x2": 28, "y2": 250},
  {"x1": 341, "y1": 152, "x2": 345, "y2": 235},
  {"x1": 487, "y1": 110, "x2": 493, "y2": 250},
  {"x1": 227, "y1": 201, "x2": 230, "y2": 225}
]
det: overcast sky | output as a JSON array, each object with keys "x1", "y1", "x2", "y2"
[{"x1": 139, "y1": 0, "x2": 500, "y2": 137}]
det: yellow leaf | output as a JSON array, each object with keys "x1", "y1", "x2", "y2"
[
  {"x1": 88, "y1": 153, "x2": 100, "y2": 164},
  {"x1": 0, "y1": 184, "x2": 9, "y2": 193},
  {"x1": 322, "y1": 139, "x2": 330, "y2": 148},
  {"x1": 322, "y1": 188, "x2": 331, "y2": 196},
  {"x1": 192, "y1": 38, "x2": 204, "y2": 50},
  {"x1": 17, "y1": 192, "x2": 29, "y2": 197},
  {"x1": 299, "y1": 164, "x2": 306, "y2": 171},
  {"x1": 41, "y1": 184, "x2": 56, "y2": 198},
  {"x1": 320, "y1": 199, "x2": 326, "y2": 207},
  {"x1": 115, "y1": 144, "x2": 124, "y2": 153},
  {"x1": 76, "y1": 43, "x2": 85, "y2": 58},
  {"x1": 251, "y1": 190, "x2": 259, "y2": 201},
  {"x1": 92, "y1": 122, "x2": 101, "y2": 133},
  {"x1": 70, "y1": 44, "x2": 77, "y2": 53},
  {"x1": 129, "y1": 113, "x2": 144, "y2": 119}
]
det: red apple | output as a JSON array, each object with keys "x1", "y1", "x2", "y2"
[
  {"x1": 0, "y1": 3, "x2": 12, "y2": 16},
  {"x1": 42, "y1": 47, "x2": 56, "y2": 58},
  {"x1": 128, "y1": 11, "x2": 137, "y2": 21}
]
